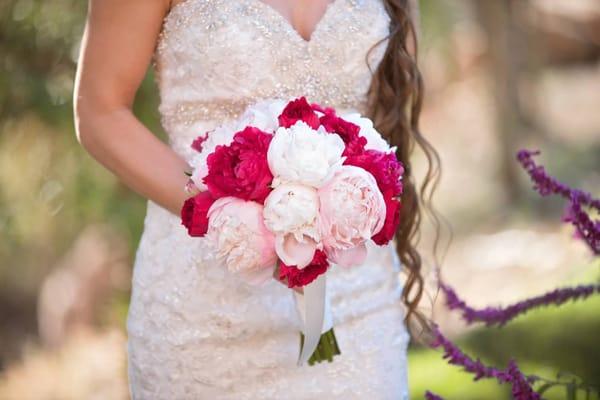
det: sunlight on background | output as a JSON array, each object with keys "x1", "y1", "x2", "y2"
[{"x1": 0, "y1": 0, "x2": 598, "y2": 399}]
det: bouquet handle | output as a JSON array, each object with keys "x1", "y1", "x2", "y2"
[{"x1": 294, "y1": 274, "x2": 335, "y2": 365}]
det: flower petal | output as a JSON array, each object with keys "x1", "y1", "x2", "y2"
[{"x1": 275, "y1": 234, "x2": 317, "y2": 269}]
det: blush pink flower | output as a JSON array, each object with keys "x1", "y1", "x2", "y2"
[
  {"x1": 279, "y1": 249, "x2": 329, "y2": 288},
  {"x1": 318, "y1": 166, "x2": 386, "y2": 267},
  {"x1": 206, "y1": 197, "x2": 277, "y2": 284},
  {"x1": 278, "y1": 97, "x2": 320, "y2": 129},
  {"x1": 204, "y1": 126, "x2": 273, "y2": 203}
]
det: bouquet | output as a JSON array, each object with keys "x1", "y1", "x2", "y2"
[{"x1": 180, "y1": 97, "x2": 404, "y2": 365}]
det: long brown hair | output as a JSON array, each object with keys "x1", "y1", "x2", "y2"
[{"x1": 366, "y1": 0, "x2": 442, "y2": 332}]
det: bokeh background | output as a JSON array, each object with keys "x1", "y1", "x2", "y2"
[{"x1": 0, "y1": 0, "x2": 599, "y2": 399}]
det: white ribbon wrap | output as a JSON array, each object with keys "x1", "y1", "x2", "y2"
[{"x1": 293, "y1": 274, "x2": 333, "y2": 366}]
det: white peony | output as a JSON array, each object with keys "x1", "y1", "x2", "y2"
[
  {"x1": 189, "y1": 124, "x2": 237, "y2": 190},
  {"x1": 267, "y1": 121, "x2": 345, "y2": 188},
  {"x1": 234, "y1": 98, "x2": 286, "y2": 133},
  {"x1": 263, "y1": 184, "x2": 321, "y2": 268},
  {"x1": 342, "y1": 112, "x2": 395, "y2": 153}
]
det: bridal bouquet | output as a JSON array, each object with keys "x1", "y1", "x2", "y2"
[{"x1": 180, "y1": 97, "x2": 404, "y2": 365}]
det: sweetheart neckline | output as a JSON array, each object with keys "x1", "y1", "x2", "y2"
[
  {"x1": 252, "y1": 0, "x2": 341, "y2": 44},
  {"x1": 165, "y1": 0, "x2": 345, "y2": 47}
]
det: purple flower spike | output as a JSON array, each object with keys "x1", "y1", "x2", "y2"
[
  {"x1": 430, "y1": 325, "x2": 542, "y2": 399},
  {"x1": 441, "y1": 282, "x2": 600, "y2": 327},
  {"x1": 430, "y1": 324, "x2": 505, "y2": 381},
  {"x1": 516, "y1": 150, "x2": 600, "y2": 210},
  {"x1": 425, "y1": 391, "x2": 445, "y2": 400},
  {"x1": 563, "y1": 193, "x2": 600, "y2": 255},
  {"x1": 517, "y1": 149, "x2": 600, "y2": 254},
  {"x1": 506, "y1": 360, "x2": 542, "y2": 400}
]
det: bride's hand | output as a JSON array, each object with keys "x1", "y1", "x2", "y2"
[{"x1": 273, "y1": 263, "x2": 303, "y2": 294}]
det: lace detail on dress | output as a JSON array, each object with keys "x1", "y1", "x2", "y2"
[{"x1": 127, "y1": 1, "x2": 410, "y2": 399}]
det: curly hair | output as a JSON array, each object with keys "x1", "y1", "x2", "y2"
[{"x1": 366, "y1": 0, "x2": 442, "y2": 333}]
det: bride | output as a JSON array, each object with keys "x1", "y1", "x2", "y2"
[{"x1": 73, "y1": 0, "x2": 438, "y2": 398}]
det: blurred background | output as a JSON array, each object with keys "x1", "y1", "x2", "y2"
[{"x1": 0, "y1": 0, "x2": 598, "y2": 399}]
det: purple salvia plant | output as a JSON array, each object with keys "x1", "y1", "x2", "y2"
[
  {"x1": 424, "y1": 391, "x2": 445, "y2": 400},
  {"x1": 516, "y1": 150, "x2": 600, "y2": 210},
  {"x1": 440, "y1": 282, "x2": 600, "y2": 327},
  {"x1": 517, "y1": 149, "x2": 600, "y2": 254},
  {"x1": 429, "y1": 324, "x2": 542, "y2": 399},
  {"x1": 563, "y1": 192, "x2": 600, "y2": 254},
  {"x1": 425, "y1": 150, "x2": 598, "y2": 399}
]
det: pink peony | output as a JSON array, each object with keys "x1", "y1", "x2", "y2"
[
  {"x1": 206, "y1": 197, "x2": 277, "y2": 284},
  {"x1": 204, "y1": 126, "x2": 273, "y2": 203},
  {"x1": 345, "y1": 149, "x2": 404, "y2": 196},
  {"x1": 279, "y1": 249, "x2": 329, "y2": 288},
  {"x1": 371, "y1": 189, "x2": 402, "y2": 245},
  {"x1": 278, "y1": 97, "x2": 320, "y2": 129},
  {"x1": 180, "y1": 191, "x2": 216, "y2": 237},
  {"x1": 318, "y1": 165, "x2": 386, "y2": 267}
]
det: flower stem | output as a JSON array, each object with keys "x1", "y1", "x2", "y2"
[{"x1": 300, "y1": 328, "x2": 341, "y2": 366}]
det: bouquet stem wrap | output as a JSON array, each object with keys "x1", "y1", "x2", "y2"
[{"x1": 294, "y1": 274, "x2": 339, "y2": 365}]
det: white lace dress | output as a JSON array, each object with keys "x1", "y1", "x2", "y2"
[{"x1": 126, "y1": 0, "x2": 411, "y2": 398}]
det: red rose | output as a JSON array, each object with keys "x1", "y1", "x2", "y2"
[
  {"x1": 371, "y1": 189, "x2": 401, "y2": 245},
  {"x1": 278, "y1": 97, "x2": 320, "y2": 129},
  {"x1": 319, "y1": 113, "x2": 365, "y2": 156},
  {"x1": 203, "y1": 126, "x2": 273, "y2": 203},
  {"x1": 181, "y1": 191, "x2": 215, "y2": 237},
  {"x1": 279, "y1": 249, "x2": 329, "y2": 288},
  {"x1": 191, "y1": 132, "x2": 209, "y2": 152},
  {"x1": 345, "y1": 149, "x2": 404, "y2": 195}
]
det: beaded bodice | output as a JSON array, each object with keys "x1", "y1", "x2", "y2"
[{"x1": 153, "y1": 0, "x2": 390, "y2": 158}]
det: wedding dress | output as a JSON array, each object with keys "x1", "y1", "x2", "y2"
[{"x1": 126, "y1": 0, "x2": 411, "y2": 398}]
